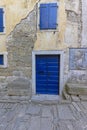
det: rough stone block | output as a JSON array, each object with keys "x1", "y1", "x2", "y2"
[
  {"x1": 66, "y1": 83, "x2": 87, "y2": 95},
  {"x1": 7, "y1": 77, "x2": 31, "y2": 96},
  {"x1": 57, "y1": 104, "x2": 74, "y2": 120},
  {"x1": 26, "y1": 104, "x2": 41, "y2": 115},
  {"x1": 13, "y1": 71, "x2": 24, "y2": 77},
  {"x1": 79, "y1": 95, "x2": 87, "y2": 101}
]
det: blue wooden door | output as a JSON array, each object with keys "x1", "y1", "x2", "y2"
[{"x1": 36, "y1": 55, "x2": 60, "y2": 95}]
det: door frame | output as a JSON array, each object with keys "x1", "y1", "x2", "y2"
[{"x1": 32, "y1": 50, "x2": 64, "y2": 96}]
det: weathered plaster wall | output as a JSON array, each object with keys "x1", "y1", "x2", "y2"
[
  {"x1": 0, "y1": 0, "x2": 84, "y2": 96},
  {"x1": 34, "y1": 0, "x2": 67, "y2": 50},
  {"x1": 0, "y1": 0, "x2": 80, "y2": 51}
]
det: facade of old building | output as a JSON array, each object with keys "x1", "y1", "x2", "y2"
[{"x1": 0, "y1": 0, "x2": 86, "y2": 100}]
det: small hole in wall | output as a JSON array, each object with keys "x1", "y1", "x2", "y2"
[{"x1": 53, "y1": 31, "x2": 56, "y2": 34}]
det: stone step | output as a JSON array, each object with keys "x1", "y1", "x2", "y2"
[
  {"x1": 66, "y1": 83, "x2": 87, "y2": 95},
  {"x1": 31, "y1": 95, "x2": 71, "y2": 105},
  {"x1": 31, "y1": 95, "x2": 60, "y2": 105}
]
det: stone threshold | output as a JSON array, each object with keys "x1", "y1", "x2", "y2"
[{"x1": 31, "y1": 95, "x2": 71, "y2": 105}]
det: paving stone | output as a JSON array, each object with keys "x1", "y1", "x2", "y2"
[
  {"x1": 57, "y1": 104, "x2": 74, "y2": 120},
  {"x1": 41, "y1": 118, "x2": 53, "y2": 130},
  {"x1": 64, "y1": 120, "x2": 74, "y2": 130},
  {"x1": 17, "y1": 104, "x2": 27, "y2": 117},
  {"x1": 58, "y1": 121, "x2": 69, "y2": 130},
  {"x1": 12, "y1": 118, "x2": 24, "y2": 130},
  {"x1": 0, "y1": 103, "x2": 5, "y2": 108},
  {"x1": 0, "y1": 123, "x2": 8, "y2": 130},
  {"x1": 3, "y1": 104, "x2": 21, "y2": 123},
  {"x1": 29, "y1": 116, "x2": 40, "y2": 130},
  {"x1": 81, "y1": 101, "x2": 87, "y2": 110},
  {"x1": 0, "y1": 109, "x2": 7, "y2": 116},
  {"x1": 69, "y1": 104, "x2": 82, "y2": 120},
  {"x1": 71, "y1": 120, "x2": 83, "y2": 130},
  {"x1": 2, "y1": 103, "x2": 15, "y2": 109},
  {"x1": 52, "y1": 105, "x2": 58, "y2": 119},
  {"x1": 77, "y1": 102, "x2": 87, "y2": 112},
  {"x1": 72, "y1": 102, "x2": 81, "y2": 112},
  {"x1": 12, "y1": 117, "x2": 30, "y2": 130},
  {"x1": 26, "y1": 103, "x2": 41, "y2": 115},
  {"x1": 72, "y1": 117, "x2": 87, "y2": 130},
  {"x1": 71, "y1": 95, "x2": 80, "y2": 102},
  {"x1": 41, "y1": 106, "x2": 53, "y2": 118}
]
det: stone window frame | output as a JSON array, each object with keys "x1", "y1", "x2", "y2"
[
  {"x1": 0, "y1": 7, "x2": 6, "y2": 34},
  {"x1": 37, "y1": 1, "x2": 59, "y2": 32},
  {"x1": 0, "y1": 52, "x2": 8, "y2": 68},
  {"x1": 32, "y1": 50, "x2": 64, "y2": 97}
]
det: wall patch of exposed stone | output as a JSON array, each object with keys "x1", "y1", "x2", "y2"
[
  {"x1": 7, "y1": 6, "x2": 37, "y2": 78},
  {"x1": 5, "y1": 6, "x2": 37, "y2": 96}
]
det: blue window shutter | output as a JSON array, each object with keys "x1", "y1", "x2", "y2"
[
  {"x1": 0, "y1": 8, "x2": 4, "y2": 32},
  {"x1": 48, "y1": 3, "x2": 58, "y2": 29},
  {"x1": 0, "y1": 55, "x2": 3, "y2": 65},
  {"x1": 40, "y1": 4, "x2": 48, "y2": 29}
]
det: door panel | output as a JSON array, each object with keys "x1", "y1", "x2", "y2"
[{"x1": 36, "y1": 55, "x2": 60, "y2": 95}]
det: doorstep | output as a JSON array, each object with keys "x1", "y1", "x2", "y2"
[{"x1": 31, "y1": 95, "x2": 71, "y2": 105}]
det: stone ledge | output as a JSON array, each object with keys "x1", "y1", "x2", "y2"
[
  {"x1": 66, "y1": 83, "x2": 87, "y2": 95},
  {"x1": 31, "y1": 95, "x2": 60, "y2": 105},
  {"x1": 7, "y1": 77, "x2": 31, "y2": 96}
]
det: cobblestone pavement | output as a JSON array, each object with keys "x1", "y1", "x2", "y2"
[{"x1": 0, "y1": 101, "x2": 87, "y2": 130}]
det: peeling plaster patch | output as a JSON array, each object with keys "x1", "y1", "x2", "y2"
[
  {"x1": 82, "y1": 0, "x2": 87, "y2": 47},
  {"x1": 65, "y1": 0, "x2": 80, "y2": 14},
  {"x1": 64, "y1": 21, "x2": 78, "y2": 46},
  {"x1": 65, "y1": 0, "x2": 82, "y2": 46}
]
